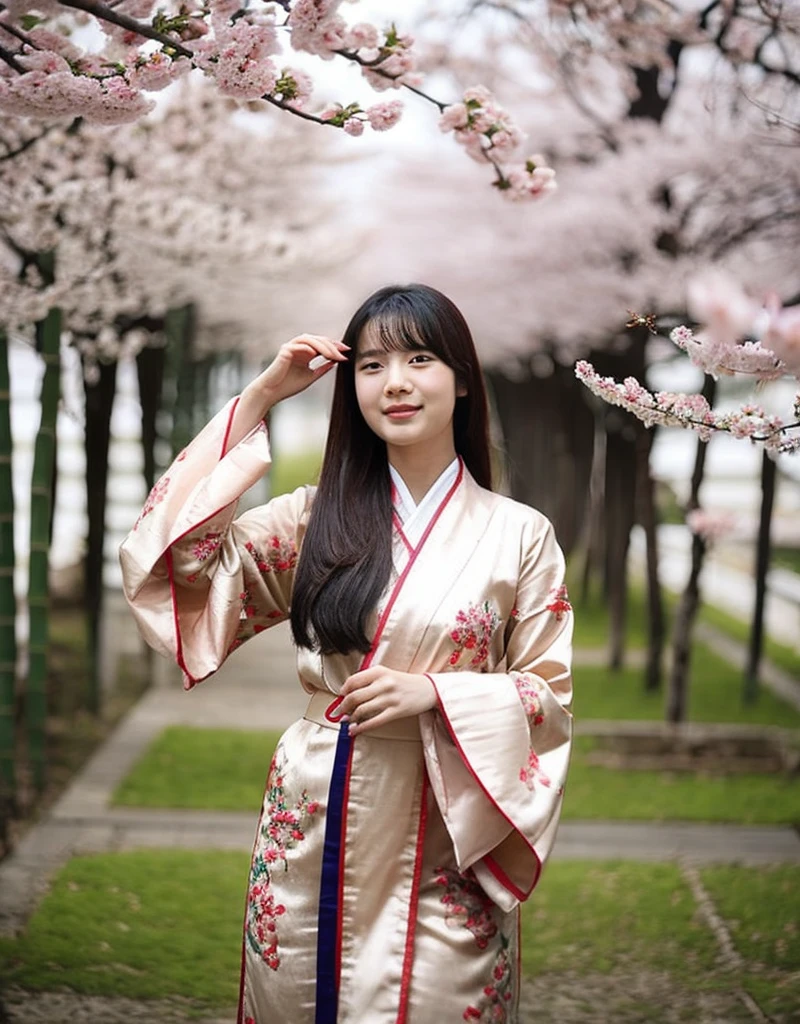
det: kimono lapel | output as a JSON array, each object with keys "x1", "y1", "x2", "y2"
[{"x1": 371, "y1": 470, "x2": 499, "y2": 674}]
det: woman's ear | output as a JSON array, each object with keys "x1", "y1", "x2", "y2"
[{"x1": 456, "y1": 383, "x2": 468, "y2": 398}]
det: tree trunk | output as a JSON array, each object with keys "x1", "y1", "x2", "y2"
[
  {"x1": 136, "y1": 344, "x2": 166, "y2": 492},
  {"x1": 167, "y1": 305, "x2": 197, "y2": 458},
  {"x1": 637, "y1": 428, "x2": 664, "y2": 690},
  {"x1": 603, "y1": 409, "x2": 639, "y2": 669},
  {"x1": 744, "y1": 450, "x2": 776, "y2": 703},
  {"x1": 0, "y1": 327, "x2": 17, "y2": 810},
  {"x1": 82, "y1": 355, "x2": 118, "y2": 716},
  {"x1": 27, "y1": 253, "x2": 62, "y2": 791},
  {"x1": 486, "y1": 358, "x2": 594, "y2": 555},
  {"x1": 579, "y1": 418, "x2": 606, "y2": 605},
  {"x1": 666, "y1": 376, "x2": 717, "y2": 723}
]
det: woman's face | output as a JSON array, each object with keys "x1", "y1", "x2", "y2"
[{"x1": 353, "y1": 325, "x2": 464, "y2": 457}]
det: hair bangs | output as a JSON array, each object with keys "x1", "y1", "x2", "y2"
[{"x1": 360, "y1": 310, "x2": 428, "y2": 355}]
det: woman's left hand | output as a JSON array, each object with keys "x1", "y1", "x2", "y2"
[{"x1": 338, "y1": 666, "x2": 437, "y2": 736}]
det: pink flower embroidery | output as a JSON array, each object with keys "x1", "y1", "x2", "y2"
[
  {"x1": 511, "y1": 672, "x2": 544, "y2": 725},
  {"x1": 132, "y1": 475, "x2": 170, "y2": 531},
  {"x1": 435, "y1": 867, "x2": 498, "y2": 949},
  {"x1": 185, "y1": 530, "x2": 223, "y2": 583},
  {"x1": 449, "y1": 601, "x2": 501, "y2": 668},
  {"x1": 463, "y1": 934, "x2": 514, "y2": 1021},
  {"x1": 519, "y1": 749, "x2": 552, "y2": 791},
  {"x1": 245, "y1": 536, "x2": 297, "y2": 574},
  {"x1": 246, "y1": 750, "x2": 319, "y2": 971},
  {"x1": 546, "y1": 583, "x2": 571, "y2": 621}
]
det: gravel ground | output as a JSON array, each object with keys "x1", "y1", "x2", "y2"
[{"x1": 1, "y1": 972, "x2": 766, "y2": 1024}]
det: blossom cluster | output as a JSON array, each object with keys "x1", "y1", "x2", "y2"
[
  {"x1": 0, "y1": 84, "x2": 344, "y2": 379},
  {"x1": 0, "y1": 0, "x2": 554, "y2": 198},
  {"x1": 575, "y1": 361, "x2": 800, "y2": 454},
  {"x1": 575, "y1": 271, "x2": 800, "y2": 455},
  {"x1": 685, "y1": 509, "x2": 737, "y2": 547},
  {"x1": 439, "y1": 86, "x2": 556, "y2": 200}
]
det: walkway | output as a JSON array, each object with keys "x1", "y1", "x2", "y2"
[{"x1": 2, "y1": 622, "x2": 799, "y2": 940}]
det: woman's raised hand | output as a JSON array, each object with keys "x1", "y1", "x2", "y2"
[{"x1": 254, "y1": 334, "x2": 348, "y2": 407}]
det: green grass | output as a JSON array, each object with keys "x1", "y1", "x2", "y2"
[
  {"x1": 698, "y1": 600, "x2": 800, "y2": 680},
  {"x1": 576, "y1": 643, "x2": 800, "y2": 727},
  {"x1": 113, "y1": 727, "x2": 799, "y2": 826},
  {"x1": 269, "y1": 447, "x2": 322, "y2": 497},
  {"x1": 521, "y1": 861, "x2": 717, "y2": 978},
  {"x1": 700, "y1": 865, "x2": 800, "y2": 1020},
  {"x1": 570, "y1": 576, "x2": 800, "y2": 680},
  {"x1": 0, "y1": 849, "x2": 248, "y2": 1008},
  {"x1": 2, "y1": 854, "x2": 797, "y2": 1018},
  {"x1": 563, "y1": 737, "x2": 799, "y2": 824},
  {"x1": 112, "y1": 726, "x2": 282, "y2": 810}
]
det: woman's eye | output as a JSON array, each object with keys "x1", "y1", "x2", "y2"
[
  {"x1": 360, "y1": 361, "x2": 382, "y2": 371},
  {"x1": 410, "y1": 353, "x2": 432, "y2": 364}
]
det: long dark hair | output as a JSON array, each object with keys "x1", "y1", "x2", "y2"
[{"x1": 290, "y1": 284, "x2": 492, "y2": 654}]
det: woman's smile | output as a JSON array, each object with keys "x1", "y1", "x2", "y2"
[{"x1": 384, "y1": 403, "x2": 421, "y2": 420}]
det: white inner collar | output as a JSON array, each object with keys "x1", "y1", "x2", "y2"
[{"x1": 390, "y1": 457, "x2": 459, "y2": 546}]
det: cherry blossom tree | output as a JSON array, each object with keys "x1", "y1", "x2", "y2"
[
  {"x1": 0, "y1": 0, "x2": 556, "y2": 201},
  {"x1": 413, "y1": 0, "x2": 799, "y2": 698},
  {"x1": 0, "y1": 82, "x2": 348, "y2": 793}
]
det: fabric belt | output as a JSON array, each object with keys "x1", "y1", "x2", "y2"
[{"x1": 304, "y1": 689, "x2": 422, "y2": 743}]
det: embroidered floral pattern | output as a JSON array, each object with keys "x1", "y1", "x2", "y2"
[
  {"x1": 246, "y1": 750, "x2": 319, "y2": 971},
  {"x1": 184, "y1": 531, "x2": 223, "y2": 583},
  {"x1": 510, "y1": 672, "x2": 544, "y2": 725},
  {"x1": 245, "y1": 536, "x2": 297, "y2": 574},
  {"x1": 226, "y1": 590, "x2": 283, "y2": 654},
  {"x1": 546, "y1": 583, "x2": 571, "y2": 621},
  {"x1": 463, "y1": 934, "x2": 514, "y2": 1021},
  {"x1": 519, "y1": 749, "x2": 552, "y2": 791},
  {"x1": 434, "y1": 867, "x2": 498, "y2": 949},
  {"x1": 449, "y1": 601, "x2": 501, "y2": 668},
  {"x1": 132, "y1": 475, "x2": 170, "y2": 531}
]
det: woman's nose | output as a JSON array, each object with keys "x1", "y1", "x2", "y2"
[{"x1": 384, "y1": 364, "x2": 411, "y2": 393}]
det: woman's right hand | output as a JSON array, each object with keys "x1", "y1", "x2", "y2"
[
  {"x1": 228, "y1": 335, "x2": 348, "y2": 452},
  {"x1": 251, "y1": 334, "x2": 349, "y2": 409}
]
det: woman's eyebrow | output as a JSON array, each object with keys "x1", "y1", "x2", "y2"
[{"x1": 356, "y1": 348, "x2": 386, "y2": 361}]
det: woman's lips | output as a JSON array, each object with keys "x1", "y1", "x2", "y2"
[{"x1": 384, "y1": 406, "x2": 420, "y2": 420}]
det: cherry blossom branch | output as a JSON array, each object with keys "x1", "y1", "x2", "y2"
[
  {"x1": 0, "y1": 43, "x2": 23, "y2": 74},
  {"x1": 57, "y1": 0, "x2": 194, "y2": 57},
  {"x1": 575, "y1": 360, "x2": 800, "y2": 454}
]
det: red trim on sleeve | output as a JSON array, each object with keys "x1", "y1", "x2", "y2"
[
  {"x1": 424, "y1": 672, "x2": 542, "y2": 902},
  {"x1": 396, "y1": 770, "x2": 429, "y2": 1024},
  {"x1": 483, "y1": 852, "x2": 538, "y2": 903},
  {"x1": 220, "y1": 396, "x2": 240, "y2": 459}
]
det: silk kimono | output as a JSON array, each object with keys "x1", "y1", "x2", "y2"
[{"x1": 119, "y1": 397, "x2": 574, "y2": 1024}]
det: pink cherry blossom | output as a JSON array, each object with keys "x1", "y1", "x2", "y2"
[
  {"x1": 685, "y1": 508, "x2": 737, "y2": 546},
  {"x1": 365, "y1": 100, "x2": 402, "y2": 131}
]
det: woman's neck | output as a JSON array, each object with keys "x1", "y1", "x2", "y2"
[{"x1": 388, "y1": 441, "x2": 458, "y2": 505}]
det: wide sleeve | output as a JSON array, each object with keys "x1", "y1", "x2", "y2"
[
  {"x1": 419, "y1": 516, "x2": 573, "y2": 912},
  {"x1": 119, "y1": 397, "x2": 312, "y2": 689}
]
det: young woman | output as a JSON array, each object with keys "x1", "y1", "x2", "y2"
[{"x1": 120, "y1": 284, "x2": 573, "y2": 1024}]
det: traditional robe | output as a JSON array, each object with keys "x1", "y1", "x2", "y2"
[{"x1": 119, "y1": 397, "x2": 574, "y2": 1024}]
